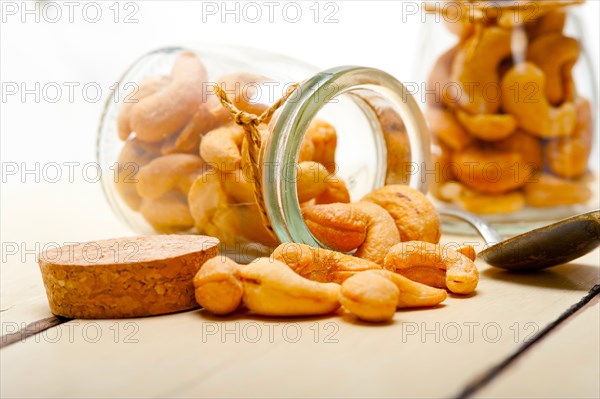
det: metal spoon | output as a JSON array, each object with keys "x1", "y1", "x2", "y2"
[{"x1": 439, "y1": 208, "x2": 600, "y2": 271}]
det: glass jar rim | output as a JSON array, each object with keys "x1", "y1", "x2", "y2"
[{"x1": 263, "y1": 65, "x2": 431, "y2": 247}]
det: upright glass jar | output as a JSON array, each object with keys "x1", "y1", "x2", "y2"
[
  {"x1": 420, "y1": 0, "x2": 598, "y2": 231},
  {"x1": 97, "y1": 44, "x2": 430, "y2": 259}
]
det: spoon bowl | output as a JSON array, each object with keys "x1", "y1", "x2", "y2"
[{"x1": 440, "y1": 209, "x2": 600, "y2": 271}]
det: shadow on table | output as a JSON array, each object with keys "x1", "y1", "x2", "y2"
[
  {"x1": 194, "y1": 303, "x2": 450, "y2": 327},
  {"x1": 196, "y1": 310, "x2": 336, "y2": 324},
  {"x1": 196, "y1": 309, "x2": 395, "y2": 327},
  {"x1": 482, "y1": 262, "x2": 600, "y2": 291}
]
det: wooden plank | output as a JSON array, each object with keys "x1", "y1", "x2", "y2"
[
  {"x1": 459, "y1": 285, "x2": 600, "y2": 398},
  {"x1": 1, "y1": 182, "x2": 598, "y2": 397},
  {"x1": 475, "y1": 299, "x2": 600, "y2": 398}
]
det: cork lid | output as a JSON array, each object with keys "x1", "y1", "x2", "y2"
[{"x1": 38, "y1": 235, "x2": 219, "y2": 267}]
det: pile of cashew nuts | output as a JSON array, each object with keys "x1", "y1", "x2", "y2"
[
  {"x1": 194, "y1": 184, "x2": 479, "y2": 323},
  {"x1": 115, "y1": 51, "x2": 353, "y2": 241},
  {"x1": 427, "y1": 4, "x2": 593, "y2": 214}
]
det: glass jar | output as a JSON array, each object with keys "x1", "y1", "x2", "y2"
[
  {"x1": 97, "y1": 44, "x2": 430, "y2": 259},
  {"x1": 420, "y1": 0, "x2": 598, "y2": 232}
]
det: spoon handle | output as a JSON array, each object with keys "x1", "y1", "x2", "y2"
[{"x1": 438, "y1": 208, "x2": 503, "y2": 245}]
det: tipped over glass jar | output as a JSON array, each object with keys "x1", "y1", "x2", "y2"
[
  {"x1": 421, "y1": 0, "x2": 598, "y2": 231},
  {"x1": 97, "y1": 45, "x2": 431, "y2": 258}
]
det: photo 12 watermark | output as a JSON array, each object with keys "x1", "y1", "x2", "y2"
[
  {"x1": 1, "y1": 321, "x2": 140, "y2": 345},
  {"x1": 200, "y1": 321, "x2": 340, "y2": 344},
  {"x1": 399, "y1": 320, "x2": 541, "y2": 344},
  {"x1": 1, "y1": 1, "x2": 140, "y2": 24},
  {"x1": 1, "y1": 81, "x2": 139, "y2": 104},
  {"x1": 200, "y1": 1, "x2": 340, "y2": 24}
]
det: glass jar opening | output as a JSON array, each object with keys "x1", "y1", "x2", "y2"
[{"x1": 264, "y1": 66, "x2": 431, "y2": 247}]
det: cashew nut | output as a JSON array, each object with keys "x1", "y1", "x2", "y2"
[
  {"x1": 495, "y1": 130, "x2": 544, "y2": 172},
  {"x1": 140, "y1": 193, "x2": 194, "y2": 233},
  {"x1": 427, "y1": 107, "x2": 472, "y2": 150},
  {"x1": 188, "y1": 169, "x2": 230, "y2": 234},
  {"x1": 367, "y1": 270, "x2": 448, "y2": 309},
  {"x1": 427, "y1": 45, "x2": 460, "y2": 109},
  {"x1": 306, "y1": 120, "x2": 338, "y2": 173},
  {"x1": 376, "y1": 104, "x2": 405, "y2": 132},
  {"x1": 384, "y1": 128, "x2": 412, "y2": 185},
  {"x1": 188, "y1": 170, "x2": 273, "y2": 245},
  {"x1": 314, "y1": 176, "x2": 351, "y2": 205},
  {"x1": 340, "y1": 272, "x2": 398, "y2": 322},
  {"x1": 526, "y1": 10, "x2": 566, "y2": 40},
  {"x1": 235, "y1": 204, "x2": 274, "y2": 245},
  {"x1": 384, "y1": 241, "x2": 479, "y2": 295},
  {"x1": 457, "y1": 189, "x2": 526, "y2": 215},
  {"x1": 435, "y1": 181, "x2": 464, "y2": 203},
  {"x1": 451, "y1": 145, "x2": 530, "y2": 194},
  {"x1": 240, "y1": 258, "x2": 341, "y2": 317},
  {"x1": 115, "y1": 139, "x2": 161, "y2": 210},
  {"x1": 437, "y1": 180, "x2": 525, "y2": 214},
  {"x1": 130, "y1": 51, "x2": 207, "y2": 143},
  {"x1": 573, "y1": 97, "x2": 593, "y2": 146},
  {"x1": 298, "y1": 201, "x2": 401, "y2": 264},
  {"x1": 527, "y1": 33, "x2": 580, "y2": 105},
  {"x1": 362, "y1": 185, "x2": 441, "y2": 244},
  {"x1": 456, "y1": 110, "x2": 517, "y2": 141},
  {"x1": 501, "y1": 62, "x2": 576, "y2": 138},
  {"x1": 352, "y1": 202, "x2": 401, "y2": 265},
  {"x1": 164, "y1": 97, "x2": 231, "y2": 155},
  {"x1": 436, "y1": 181, "x2": 525, "y2": 215},
  {"x1": 545, "y1": 138, "x2": 589, "y2": 179},
  {"x1": 451, "y1": 27, "x2": 513, "y2": 114},
  {"x1": 200, "y1": 124, "x2": 245, "y2": 171},
  {"x1": 545, "y1": 96, "x2": 594, "y2": 179},
  {"x1": 193, "y1": 256, "x2": 243, "y2": 315},
  {"x1": 444, "y1": 15, "x2": 475, "y2": 41},
  {"x1": 430, "y1": 142, "x2": 456, "y2": 201},
  {"x1": 296, "y1": 161, "x2": 330, "y2": 203},
  {"x1": 222, "y1": 168, "x2": 255, "y2": 204},
  {"x1": 272, "y1": 243, "x2": 381, "y2": 284},
  {"x1": 136, "y1": 154, "x2": 204, "y2": 200},
  {"x1": 117, "y1": 75, "x2": 170, "y2": 141},
  {"x1": 457, "y1": 246, "x2": 477, "y2": 262},
  {"x1": 298, "y1": 134, "x2": 316, "y2": 163},
  {"x1": 524, "y1": 173, "x2": 592, "y2": 207},
  {"x1": 302, "y1": 203, "x2": 369, "y2": 252},
  {"x1": 204, "y1": 206, "x2": 243, "y2": 247}
]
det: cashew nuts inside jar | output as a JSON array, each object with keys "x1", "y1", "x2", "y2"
[
  {"x1": 97, "y1": 45, "x2": 431, "y2": 261},
  {"x1": 421, "y1": 0, "x2": 598, "y2": 233}
]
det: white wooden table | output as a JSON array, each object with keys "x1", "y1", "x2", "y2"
[
  {"x1": 2, "y1": 1, "x2": 599, "y2": 396},
  {"x1": 1, "y1": 182, "x2": 598, "y2": 398}
]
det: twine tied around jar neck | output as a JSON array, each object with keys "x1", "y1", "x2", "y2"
[{"x1": 212, "y1": 83, "x2": 300, "y2": 242}]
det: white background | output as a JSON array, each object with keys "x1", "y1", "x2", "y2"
[{"x1": 1, "y1": 0, "x2": 599, "y2": 224}]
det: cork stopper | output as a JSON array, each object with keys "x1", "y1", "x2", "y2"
[{"x1": 38, "y1": 235, "x2": 219, "y2": 319}]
